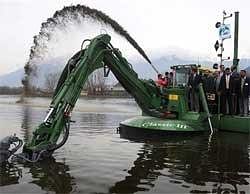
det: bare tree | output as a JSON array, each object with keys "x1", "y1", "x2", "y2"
[
  {"x1": 86, "y1": 73, "x2": 95, "y2": 95},
  {"x1": 86, "y1": 69, "x2": 107, "y2": 95},
  {"x1": 44, "y1": 72, "x2": 60, "y2": 93},
  {"x1": 43, "y1": 69, "x2": 107, "y2": 95}
]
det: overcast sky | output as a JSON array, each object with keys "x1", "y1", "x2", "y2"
[{"x1": 0, "y1": 0, "x2": 250, "y2": 75}]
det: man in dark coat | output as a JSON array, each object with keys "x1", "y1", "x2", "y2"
[
  {"x1": 218, "y1": 68, "x2": 233, "y2": 115},
  {"x1": 239, "y1": 70, "x2": 250, "y2": 116},
  {"x1": 203, "y1": 71, "x2": 217, "y2": 113},
  {"x1": 188, "y1": 68, "x2": 202, "y2": 112},
  {"x1": 231, "y1": 68, "x2": 241, "y2": 115}
]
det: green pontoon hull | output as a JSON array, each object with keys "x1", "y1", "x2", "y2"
[
  {"x1": 119, "y1": 115, "x2": 250, "y2": 135},
  {"x1": 120, "y1": 115, "x2": 208, "y2": 134},
  {"x1": 211, "y1": 115, "x2": 250, "y2": 133}
]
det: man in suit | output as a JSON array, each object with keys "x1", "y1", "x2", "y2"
[
  {"x1": 231, "y1": 67, "x2": 241, "y2": 115},
  {"x1": 219, "y1": 64, "x2": 225, "y2": 78},
  {"x1": 203, "y1": 71, "x2": 217, "y2": 113},
  {"x1": 218, "y1": 67, "x2": 233, "y2": 115},
  {"x1": 239, "y1": 70, "x2": 250, "y2": 116},
  {"x1": 188, "y1": 68, "x2": 202, "y2": 112}
]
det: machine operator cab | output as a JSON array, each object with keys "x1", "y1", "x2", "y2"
[
  {"x1": 163, "y1": 64, "x2": 210, "y2": 118},
  {"x1": 170, "y1": 64, "x2": 213, "y2": 87},
  {"x1": 171, "y1": 64, "x2": 198, "y2": 88}
]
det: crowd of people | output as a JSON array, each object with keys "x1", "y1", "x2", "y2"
[
  {"x1": 155, "y1": 65, "x2": 250, "y2": 117},
  {"x1": 155, "y1": 72, "x2": 173, "y2": 89},
  {"x1": 188, "y1": 65, "x2": 250, "y2": 116}
]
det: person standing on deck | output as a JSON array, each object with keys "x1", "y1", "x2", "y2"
[
  {"x1": 164, "y1": 72, "x2": 169, "y2": 87},
  {"x1": 169, "y1": 72, "x2": 173, "y2": 86},
  {"x1": 231, "y1": 67, "x2": 240, "y2": 115},
  {"x1": 214, "y1": 71, "x2": 221, "y2": 93},
  {"x1": 188, "y1": 68, "x2": 202, "y2": 112},
  {"x1": 219, "y1": 64, "x2": 225, "y2": 78},
  {"x1": 239, "y1": 70, "x2": 250, "y2": 116},
  {"x1": 203, "y1": 71, "x2": 217, "y2": 113},
  {"x1": 218, "y1": 68, "x2": 233, "y2": 115},
  {"x1": 156, "y1": 74, "x2": 164, "y2": 87},
  {"x1": 156, "y1": 73, "x2": 167, "y2": 94},
  {"x1": 155, "y1": 74, "x2": 168, "y2": 109},
  {"x1": 213, "y1": 71, "x2": 221, "y2": 114},
  {"x1": 216, "y1": 65, "x2": 225, "y2": 113}
]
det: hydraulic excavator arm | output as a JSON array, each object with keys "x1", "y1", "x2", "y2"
[{"x1": 12, "y1": 34, "x2": 164, "y2": 162}]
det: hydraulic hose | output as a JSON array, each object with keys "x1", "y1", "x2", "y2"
[
  {"x1": 48, "y1": 120, "x2": 70, "y2": 152},
  {"x1": 11, "y1": 121, "x2": 69, "y2": 163},
  {"x1": 12, "y1": 150, "x2": 47, "y2": 163}
]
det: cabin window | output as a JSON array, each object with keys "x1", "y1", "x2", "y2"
[{"x1": 174, "y1": 68, "x2": 190, "y2": 87}]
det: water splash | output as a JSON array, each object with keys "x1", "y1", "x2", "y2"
[{"x1": 23, "y1": 4, "x2": 151, "y2": 95}]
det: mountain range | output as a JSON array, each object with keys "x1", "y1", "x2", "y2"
[{"x1": 0, "y1": 55, "x2": 249, "y2": 87}]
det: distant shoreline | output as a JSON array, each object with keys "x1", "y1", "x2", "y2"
[{"x1": 0, "y1": 93, "x2": 132, "y2": 99}]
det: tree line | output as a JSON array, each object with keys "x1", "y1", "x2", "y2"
[
  {"x1": 0, "y1": 69, "x2": 129, "y2": 97},
  {"x1": 0, "y1": 86, "x2": 23, "y2": 95}
]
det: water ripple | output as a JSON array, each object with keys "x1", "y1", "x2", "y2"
[{"x1": 0, "y1": 96, "x2": 249, "y2": 194}]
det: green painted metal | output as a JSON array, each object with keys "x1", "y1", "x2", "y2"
[
  {"x1": 120, "y1": 80, "x2": 211, "y2": 133},
  {"x1": 121, "y1": 113, "x2": 250, "y2": 134},
  {"x1": 163, "y1": 87, "x2": 189, "y2": 117},
  {"x1": 199, "y1": 83, "x2": 210, "y2": 117},
  {"x1": 120, "y1": 115, "x2": 208, "y2": 132},
  {"x1": 23, "y1": 34, "x2": 111, "y2": 154},
  {"x1": 211, "y1": 115, "x2": 250, "y2": 133},
  {"x1": 169, "y1": 64, "x2": 249, "y2": 134},
  {"x1": 23, "y1": 34, "x2": 165, "y2": 156},
  {"x1": 23, "y1": 34, "x2": 249, "y2": 160}
]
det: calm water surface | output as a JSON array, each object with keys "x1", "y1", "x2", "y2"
[{"x1": 0, "y1": 95, "x2": 249, "y2": 194}]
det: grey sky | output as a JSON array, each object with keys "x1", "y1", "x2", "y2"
[{"x1": 0, "y1": 0, "x2": 250, "y2": 75}]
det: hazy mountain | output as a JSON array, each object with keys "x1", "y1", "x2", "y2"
[
  {"x1": 0, "y1": 57, "x2": 67, "y2": 87},
  {"x1": 0, "y1": 55, "x2": 249, "y2": 87},
  {"x1": 30, "y1": 63, "x2": 64, "y2": 88},
  {"x1": 0, "y1": 68, "x2": 24, "y2": 87},
  {"x1": 133, "y1": 56, "x2": 250, "y2": 78},
  {"x1": 240, "y1": 58, "x2": 250, "y2": 69},
  {"x1": 133, "y1": 55, "x2": 214, "y2": 79}
]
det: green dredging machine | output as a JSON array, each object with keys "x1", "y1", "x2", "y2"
[{"x1": 0, "y1": 34, "x2": 248, "y2": 164}]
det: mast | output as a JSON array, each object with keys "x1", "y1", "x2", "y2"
[
  {"x1": 233, "y1": 11, "x2": 239, "y2": 72},
  {"x1": 214, "y1": 11, "x2": 232, "y2": 67}
]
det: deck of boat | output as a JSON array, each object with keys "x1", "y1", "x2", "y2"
[{"x1": 211, "y1": 114, "x2": 250, "y2": 133}]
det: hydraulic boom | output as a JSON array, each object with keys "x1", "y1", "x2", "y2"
[{"x1": 19, "y1": 34, "x2": 164, "y2": 161}]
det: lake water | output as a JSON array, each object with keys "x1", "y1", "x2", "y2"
[{"x1": 0, "y1": 95, "x2": 249, "y2": 194}]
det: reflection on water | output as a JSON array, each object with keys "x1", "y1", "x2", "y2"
[
  {"x1": 1, "y1": 133, "x2": 249, "y2": 193},
  {"x1": 0, "y1": 96, "x2": 249, "y2": 194},
  {"x1": 0, "y1": 158, "x2": 75, "y2": 193},
  {"x1": 111, "y1": 134, "x2": 250, "y2": 193},
  {"x1": 28, "y1": 158, "x2": 75, "y2": 193},
  {"x1": 0, "y1": 163, "x2": 22, "y2": 186},
  {"x1": 20, "y1": 106, "x2": 32, "y2": 143}
]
